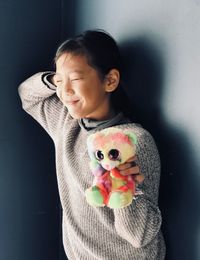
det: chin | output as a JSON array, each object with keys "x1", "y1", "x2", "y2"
[
  {"x1": 69, "y1": 114, "x2": 81, "y2": 119},
  {"x1": 68, "y1": 111, "x2": 84, "y2": 119}
]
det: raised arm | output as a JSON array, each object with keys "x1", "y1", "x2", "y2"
[
  {"x1": 114, "y1": 128, "x2": 162, "y2": 248},
  {"x1": 18, "y1": 72, "x2": 67, "y2": 140}
]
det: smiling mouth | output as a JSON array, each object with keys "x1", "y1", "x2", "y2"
[
  {"x1": 67, "y1": 100, "x2": 79, "y2": 104},
  {"x1": 64, "y1": 99, "x2": 80, "y2": 105}
]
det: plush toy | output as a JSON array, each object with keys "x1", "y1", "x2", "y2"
[{"x1": 85, "y1": 127, "x2": 142, "y2": 209}]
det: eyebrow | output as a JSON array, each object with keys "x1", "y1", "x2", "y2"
[
  {"x1": 69, "y1": 70, "x2": 84, "y2": 74},
  {"x1": 55, "y1": 70, "x2": 85, "y2": 76}
]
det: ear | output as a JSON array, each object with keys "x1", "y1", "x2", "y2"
[
  {"x1": 105, "y1": 69, "x2": 120, "y2": 93},
  {"x1": 124, "y1": 130, "x2": 137, "y2": 145}
]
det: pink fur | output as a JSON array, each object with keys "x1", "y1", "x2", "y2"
[{"x1": 91, "y1": 132, "x2": 132, "y2": 149}]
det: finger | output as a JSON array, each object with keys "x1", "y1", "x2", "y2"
[
  {"x1": 126, "y1": 155, "x2": 137, "y2": 163},
  {"x1": 117, "y1": 156, "x2": 138, "y2": 171},
  {"x1": 135, "y1": 174, "x2": 145, "y2": 183},
  {"x1": 117, "y1": 161, "x2": 137, "y2": 170},
  {"x1": 120, "y1": 165, "x2": 140, "y2": 176},
  {"x1": 117, "y1": 162, "x2": 133, "y2": 171}
]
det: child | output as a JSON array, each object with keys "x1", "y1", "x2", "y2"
[{"x1": 18, "y1": 30, "x2": 166, "y2": 259}]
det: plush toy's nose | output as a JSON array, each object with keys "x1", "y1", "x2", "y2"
[
  {"x1": 102, "y1": 161, "x2": 116, "y2": 171},
  {"x1": 104, "y1": 164, "x2": 111, "y2": 170}
]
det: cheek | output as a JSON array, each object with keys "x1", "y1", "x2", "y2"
[
  {"x1": 81, "y1": 80, "x2": 102, "y2": 99},
  {"x1": 56, "y1": 87, "x2": 62, "y2": 100},
  {"x1": 80, "y1": 87, "x2": 90, "y2": 100}
]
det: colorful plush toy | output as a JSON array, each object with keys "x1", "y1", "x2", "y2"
[{"x1": 85, "y1": 127, "x2": 142, "y2": 209}]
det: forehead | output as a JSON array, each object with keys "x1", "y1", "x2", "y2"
[{"x1": 56, "y1": 53, "x2": 90, "y2": 73}]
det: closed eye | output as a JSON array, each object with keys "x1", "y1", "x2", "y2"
[
  {"x1": 71, "y1": 78, "x2": 83, "y2": 81},
  {"x1": 55, "y1": 80, "x2": 63, "y2": 86}
]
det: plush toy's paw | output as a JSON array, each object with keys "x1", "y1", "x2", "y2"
[
  {"x1": 108, "y1": 190, "x2": 133, "y2": 209},
  {"x1": 85, "y1": 186, "x2": 106, "y2": 207}
]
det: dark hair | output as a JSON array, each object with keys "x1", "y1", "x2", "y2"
[{"x1": 55, "y1": 30, "x2": 134, "y2": 121}]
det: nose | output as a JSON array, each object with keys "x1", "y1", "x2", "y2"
[{"x1": 63, "y1": 80, "x2": 74, "y2": 95}]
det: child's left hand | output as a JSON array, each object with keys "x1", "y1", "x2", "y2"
[{"x1": 117, "y1": 155, "x2": 144, "y2": 184}]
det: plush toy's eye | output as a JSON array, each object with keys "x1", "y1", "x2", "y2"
[
  {"x1": 95, "y1": 150, "x2": 104, "y2": 161},
  {"x1": 108, "y1": 149, "x2": 120, "y2": 161}
]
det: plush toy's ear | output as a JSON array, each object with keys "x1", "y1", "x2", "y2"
[
  {"x1": 87, "y1": 133, "x2": 95, "y2": 146},
  {"x1": 87, "y1": 133, "x2": 97, "y2": 153},
  {"x1": 124, "y1": 130, "x2": 137, "y2": 145}
]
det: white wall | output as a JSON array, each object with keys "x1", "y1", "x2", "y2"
[
  {"x1": 74, "y1": 1, "x2": 200, "y2": 259},
  {"x1": 75, "y1": 0, "x2": 200, "y2": 138}
]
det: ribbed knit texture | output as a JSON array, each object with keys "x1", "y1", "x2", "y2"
[{"x1": 18, "y1": 72, "x2": 166, "y2": 260}]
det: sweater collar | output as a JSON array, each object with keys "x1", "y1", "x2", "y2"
[{"x1": 78, "y1": 112, "x2": 131, "y2": 132}]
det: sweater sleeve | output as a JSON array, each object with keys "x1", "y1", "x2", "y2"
[
  {"x1": 114, "y1": 128, "x2": 162, "y2": 248},
  {"x1": 18, "y1": 72, "x2": 67, "y2": 140}
]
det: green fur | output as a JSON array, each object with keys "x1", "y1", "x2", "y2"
[
  {"x1": 85, "y1": 186, "x2": 105, "y2": 207},
  {"x1": 124, "y1": 130, "x2": 137, "y2": 144},
  {"x1": 108, "y1": 191, "x2": 133, "y2": 209}
]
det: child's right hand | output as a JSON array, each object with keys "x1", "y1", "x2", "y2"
[{"x1": 117, "y1": 155, "x2": 145, "y2": 184}]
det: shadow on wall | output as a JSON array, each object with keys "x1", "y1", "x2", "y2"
[{"x1": 119, "y1": 37, "x2": 200, "y2": 260}]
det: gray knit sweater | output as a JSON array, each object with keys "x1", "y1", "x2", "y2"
[{"x1": 18, "y1": 72, "x2": 166, "y2": 260}]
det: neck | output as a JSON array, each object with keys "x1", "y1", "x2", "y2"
[{"x1": 85, "y1": 106, "x2": 116, "y2": 121}]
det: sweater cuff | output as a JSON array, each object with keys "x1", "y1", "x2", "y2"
[
  {"x1": 42, "y1": 72, "x2": 57, "y2": 91},
  {"x1": 114, "y1": 196, "x2": 162, "y2": 248}
]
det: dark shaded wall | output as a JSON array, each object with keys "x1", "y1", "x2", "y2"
[
  {"x1": 74, "y1": 1, "x2": 200, "y2": 260},
  {"x1": 1, "y1": 1, "x2": 200, "y2": 260},
  {"x1": 0, "y1": 1, "x2": 74, "y2": 259}
]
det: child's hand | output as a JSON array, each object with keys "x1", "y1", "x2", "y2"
[{"x1": 117, "y1": 156, "x2": 144, "y2": 184}]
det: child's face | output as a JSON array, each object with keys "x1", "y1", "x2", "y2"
[{"x1": 54, "y1": 53, "x2": 112, "y2": 120}]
